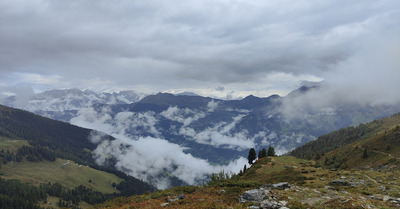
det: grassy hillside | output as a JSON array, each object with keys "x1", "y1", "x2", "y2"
[
  {"x1": 98, "y1": 113, "x2": 400, "y2": 208},
  {"x1": 0, "y1": 136, "x2": 29, "y2": 152},
  {"x1": 316, "y1": 122, "x2": 400, "y2": 170},
  {"x1": 0, "y1": 158, "x2": 122, "y2": 194},
  {"x1": 289, "y1": 112, "x2": 400, "y2": 160},
  {"x1": 0, "y1": 138, "x2": 122, "y2": 194},
  {"x1": 0, "y1": 104, "x2": 155, "y2": 208},
  {"x1": 98, "y1": 155, "x2": 400, "y2": 208}
]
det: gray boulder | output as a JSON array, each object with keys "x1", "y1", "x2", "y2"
[
  {"x1": 260, "y1": 199, "x2": 288, "y2": 209},
  {"x1": 239, "y1": 189, "x2": 266, "y2": 203}
]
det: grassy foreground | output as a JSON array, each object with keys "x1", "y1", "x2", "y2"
[{"x1": 97, "y1": 156, "x2": 400, "y2": 208}]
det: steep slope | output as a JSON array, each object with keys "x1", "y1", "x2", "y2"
[
  {"x1": 0, "y1": 104, "x2": 155, "y2": 208},
  {"x1": 0, "y1": 104, "x2": 104, "y2": 163},
  {"x1": 289, "y1": 112, "x2": 400, "y2": 161},
  {"x1": 315, "y1": 117, "x2": 400, "y2": 170}
]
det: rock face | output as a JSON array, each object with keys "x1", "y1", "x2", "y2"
[{"x1": 239, "y1": 189, "x2": 266, "y2": 203}]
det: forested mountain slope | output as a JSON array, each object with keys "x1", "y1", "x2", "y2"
[
  {"x1": 0, "y1": 104, "x2": 155, "y2": 208},
  {"x1": 289, "y1": 112, "x2": 400, "y2": 160}
]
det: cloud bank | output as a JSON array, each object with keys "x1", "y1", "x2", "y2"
[
  {"x1": 1, "y1": 0, "x2": 398, "y2": 98},
  {"x1": 90, "y1": 133, "x2": 247, "y2": 189},
  {"x1": 70, "y1": 105, "x2": 253, "y2": 189}
]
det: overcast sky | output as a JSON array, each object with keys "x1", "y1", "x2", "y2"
[{"x1": 0, "y1": 0, "x2": 399, "y2": 99}]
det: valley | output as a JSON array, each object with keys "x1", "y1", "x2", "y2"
[
  {"x1": 96, "y1": 112, "x2": 400, "y2": 208},
  {"x1": 0, "y1": 97, "x2": 399, "y2": 208},
  {"x1": 1, "y1": 1, "x2": 399, "y2": 208},
  {"x1": 2, "y1": 87, "x2": 400, "y2": 189}
]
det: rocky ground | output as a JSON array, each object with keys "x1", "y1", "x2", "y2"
[{"x1": 97, "y1": 156, "x2": 400, "y2": 209}]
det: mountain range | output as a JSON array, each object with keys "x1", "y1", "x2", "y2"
[
  {"x1": 1, "y1": 91, "x2": 400, "y2": 208},
  {"x1": 1, "y1": 84, "x2": 400, "y2": 189}
]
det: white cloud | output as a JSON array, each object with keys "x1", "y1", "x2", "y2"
[
  {"x1": 179, "y1": 114, "x2": 255, "y2": 151},
  {"x1": 90, "y1": 133, "x2": 248, "y2": 189},
  {"x1": 160, "y1": 106, "x2": 206, "y2": 126},
  {"x1": 207, "y1": 100, "x2": 219, "y2": 112}
]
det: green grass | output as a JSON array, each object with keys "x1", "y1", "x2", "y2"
[
  {"x1": 39, "y1": 196, "x2": 94, "y2": 209},
  {"x1": 0, "y1": 137, "x2": 29, "y2": 152},
  {"x1": 0, "y1": 158, "x2": 123, "y2": 194},
  {"x1": 272, "y1": 156, "x2": 310, "y2": 165}
]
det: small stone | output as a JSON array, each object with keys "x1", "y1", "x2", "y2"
[
  {"x1": 368, "y1": 196, "x2": 383, "y2": 201},
  {"x1": 279, "y1": 200, "x2": 288, "y2": 206},
  {"x1": 272, "y1": 182, "x2": 290, "y2": 189},
  {"x1": 383, "y1": 196, "x2": 390, "y2": 201},
  {"x1": 325, "y1": 186, "x2": 335, "y2": 190},
  {"x1": 160, "y1": 202, "x2": 169, "y2": 207}
]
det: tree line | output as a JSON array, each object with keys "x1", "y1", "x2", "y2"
[
  {"x1": 248, "y1": 146, "x2": 275, "y2": 165},
  {"x1": 0, "y1": 177, "x2": 116, "y2": 209}
]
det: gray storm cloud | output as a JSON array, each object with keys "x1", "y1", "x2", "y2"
[{"x1": 1, "y1": 0, "x2": 399, "y2": 97}]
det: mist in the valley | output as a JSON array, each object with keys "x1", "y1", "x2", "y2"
[{"x1": 70, "y1": 102, "x2": 253, "y2": 189}]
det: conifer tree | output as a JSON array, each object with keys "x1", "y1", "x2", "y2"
[
  {"x1": 362, "y1": 148, "x2": 368, "y2": 159},
  {"x1": 267, "y1": 146, "x2": 275, "y2": 156},
  {"x1": 261, "y1": 148, "x2": 267, "y2": 158},
  {"x1": 248, "y1": 148, "x2": 256, "y2": 164}
]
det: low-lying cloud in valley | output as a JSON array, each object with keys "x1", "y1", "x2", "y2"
[
  {"x1": 90, "y1": 132, "x2": 247, "y2": 189},
  {"x1": 70, "y1": 105, "x2": 253, "y2": 189}
]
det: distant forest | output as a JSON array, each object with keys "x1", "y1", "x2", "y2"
[{"x1": 0, "y1": 105, "x2": 156, "y2": 208}]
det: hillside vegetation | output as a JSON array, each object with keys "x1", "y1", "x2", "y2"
[
  {"x1": 0, "y1": 104, "x2": 155, "y2": 208},
  {"x1": 289, "y1": 112, "x2": 400, "y2": 160},
  {"x1": 97, "y1": 155, "x2": 400, "y2": 208},
  {"x1": 1, "y1": 158, "x2": 122, "y2": 194},
  {"x1": 98, "y1": 113, "x2": 400, "y2": 208}
]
